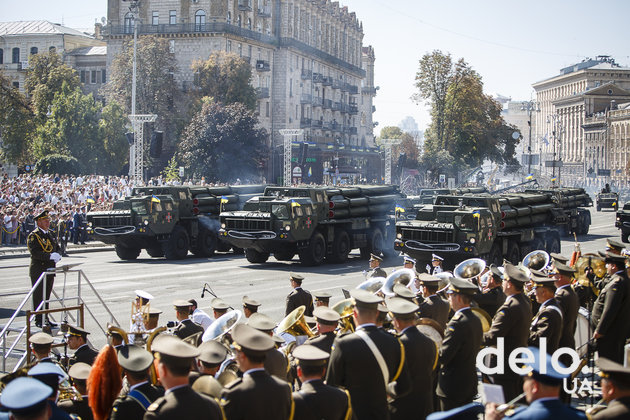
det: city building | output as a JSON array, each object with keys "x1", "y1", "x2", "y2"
[
  {"x1": 532, "y1": 56, "x2": 630, "y2": 184},
  {"x1": 103, "y1": 0, "x2": 378, "y2": 184}
]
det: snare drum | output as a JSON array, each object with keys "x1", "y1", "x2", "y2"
[{"x1": 575, "y1": 307, "x2": 591, "y2": 358}]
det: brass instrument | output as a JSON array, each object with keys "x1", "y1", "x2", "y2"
[
  {"x1": 471, "y1": 307, "x2": 492, "y2": 333},
  {"x1": 416, "y1": 318, "x2": 443, "y2": 347},
  {"x1": 575, "y1": 253, "x2": 605, "y2": 297},
  {"x1": 453, "y1": 258, "x2": 486, "y2": 280},
  {"x1": 202, "y1": 310, "x2": 243, "y2": 344},
  {"x1": 277, "y1": 306, "x2": 315, "y2": 338},
  {"x1": 357, "y1": 277, "x2": 385, "y2": 293},
  {"x1": 0, "y1": 361, "x2": 37, "y2": 391},
  {"x1": 381, "y1": 269, "x2": 416, "y2": 296},
  {"x1": 495, "y1": 391, "x2": 527, "y2": 415},
  {"x1": 522, "y1": 250, "x2": 550, "y2": 271},
  {"x1": 434, "y1": 272, "x2": 454, "y2": 298},
  {"x1": 107, "y1": 323, "x2": 129, "y2": 345},
  {"x1": 216, "y1": 358, "x2": 240, "y2": 386},
  {"x1": 331, "y1": 298, "x2": 355, "y2": 334},
  {"x1": 58, "y1": 378, "x2": 83, "y2": 402},
  {"x1": 586, "y1": 398, "x2": 607, "y2": 415},
  {"x1": 146, "y1": 326, "x2": 167, "y2": 386}
]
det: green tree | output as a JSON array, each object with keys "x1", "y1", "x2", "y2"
[
  {"x1": 162, "y1": 155, "x2": 180, "y2": 183},
  {"x1": 178, "y1": 100, "x2": 268, "y2": 182},
  {"x1": 25, "y1": 51, "x2": 81, "y2": 120},
  {"x1": 99, "y1": 101, "x2": 130, "y2": 174},
  {"x1": 0, "y1": 72, "x2": 34, "y2": 165},
  {"x1": 192, "y1": 51, "x2": 257, "y2": 110}
]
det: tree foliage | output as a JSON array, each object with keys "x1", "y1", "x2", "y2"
[
  {"x1": 178, "y1": 101, "x2": 268, "y2": 182},
  {"x1": 192, "y1": 51, "x2": 257, "y2": 110},
  {"x1": 99, "y1": 101, "x2": 130, "y2": 174},
  {"x1": 34, "y1": 154, "x2": 82, "y2": 175},
  {"x1": 162, "y1": 155, "x2": 180, "y2": 183},
  {"x1": 414, "y1": 50, "x2": 519, "y2": 179},
  {"x1": 0, "y1": 72, "x2": 34, "y2": 165}
]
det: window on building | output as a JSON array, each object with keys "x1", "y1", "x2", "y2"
[
  {"x1": 101, "y1": 69, "x2": 106, "y2": 83},
  {"x1": 227, "y1": 41, "x2": 231, "y2": 52},
  {"x1": 238, "y1": 43, "x2": 242, "y2": 56},
  {"x1": 169, "y1": 10, "x2": 177, "y2": 25},
  {"x1": 30, "y1": 47, "x2": 38, "y2": 55},
  {"x1": 195, "y1": 10, "x2": 206, "y2": 31},
  {"x1": 169, "y1": 40, "x2": 175, "y2": 53},
  {"x1": 266, "y1": 102, "x2": 269, "y2": 117},
  {"x1": 12, "y1": 47, "x2": 20, "y2": 63},
  {"x1": 13, "y1": 82, "x2": 19, "y2": 89},
  {"x1": 80, "y1": 71, "x2": 86, "y2": 83},
  {"x1": 227, "y1": 12, "x2": 231, "y2": 24},
  {"x1": 124, "y1": 12, "x2": 134, "y2": 33},
  {"x1": 49, "y1": 46, "x2": 56, "y2": 53},
  {"x1": 257, "y1": 22, "x2": 262, "y2": 32},
  {"x1": 248, "y1": 45, "x2": 252, "y2": 58},
  {"x1": 237, "y1": 15, "x2": 241, "y2": 27},
  {"x1": 247, "y1": 18, "x2": 252, "y2": 30},
  {"x1": 289, "y1": 78, "x2": 292, "y2": 97},
  {"x1": 152, "y1": 11, "x2": 159, "y2": 25},
  {"x1": 91, "y1": 70, "x2": 97, "y2": 84},
  {"x1": 0, "y1": 49, "x2": 3, "y2": 64}
]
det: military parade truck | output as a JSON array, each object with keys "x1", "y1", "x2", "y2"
[
  {"x1": 218, "y1": 185, "x2": 405, "y2": 266},
  {"x1": 596, "y1": 192, "x2": 619, "y2": 211},
  {"x1": 615, "y1": 202, "x2": 630, "y2": 243},
  {"x1": 394, "y1": 188, "x2": 593, "y2": 268},
  {"x1": 87, "y1": 185, "x2": 266, "y2": 260}
]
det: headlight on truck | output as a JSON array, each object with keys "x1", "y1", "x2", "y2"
[
  {"x1": 144, "y1": 220, "x2": 149, "y2": 225},
  {"x1": 221, "y1": 223, "x2": 226, "y2": 229},
  {"x1": 469, "y1": 237, "x2": 476, "y2": 244},
  {"x1": 396, "y1": 233, "x2": 402, "y2": 239},
  {"x1": 285, "y1": 225, "x2": 291, "y2": 231}
]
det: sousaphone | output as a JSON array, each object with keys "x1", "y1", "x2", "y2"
[
  {"x1": 454, "y1": 258, "x2": 486, "y2": 280},
  {"x1": 202, "y1": 310, "x2": 243, "y2": 343}
]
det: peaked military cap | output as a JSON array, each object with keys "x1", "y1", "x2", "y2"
[
  {"x1": 350, "y1": 288, "x2": 382, "y2": 310},
  {"x1": 34, "y1": 210, "x2": 50, "y2": 221},
  {"x1": 597, "y1": 357, "x2": 630, "y2": 388},
  {"x1": 65, "y1": 325, "x2": 89, "y2": 338},
  {"x1": 393, "y1": 283, "x2": 416, "y2": 300},
  {"x1": 553, "y1": 262, "x2": 576, "y2": 276},
  {"x1": 0, "y1": 377, "x2": 53, "y2": 416},
  {"x1": 489, "y1": 264, "x2": 504, "y2": 280},
  {"x1": 403, "y1": 255, "x2": 416, "y2": 265},
  {"x1": 293, "y1": 344, "x2": 329, "y2": 366},
  {"x1": 377, "y1": 303, "x2": 389, "y2": 314},
  {"x1": 550, "y1": 253, "x2": 569, "y2": 264},
  {"x1": 173, "y1": 299, "x2": 192, "y2": 310},
  {"x1": 386, "y1": 296, "x2": 419, "y2": 316},
  {"x1": 521, "y1": 346, "x2": 568, "y2": 385},
  {"x1": 231, "y1": 324, "x2": 274, "y2": 354},
  {"x1": 197, "y1": 341, "x2": 228, "y2": 365},
  {"x1": 151, "y1": 335, "x2": 199, "y2": 359},
  {"x1": 604, "y1": 251, "x2": 626, "y2": 265},
  {"x1": 313, "y1": 291, "x2": 332, "y2": 303},
  {"x1": 417, "y1": 273, "x2": 441, "y2": 284},
  {"x1": 504, "y1": 263, "x2": 529, "y2": 284},
  {"x1": 432, "y1": 254, "x2": 444, "y2": 261},
  {"x1": 369, "y1": 253, "x2": 383, "y2": 262},
  {"x1": 29, "y1": 332, "x2": 53, "y2": 345},
  {"x1": 28, "y1": 362, "x2": 67, "y2": 383},
  {"x1": 289, "y1": 273, "x2": 305, "y2": 283},
  {"x1": 210, "y1": 298, "x2": 230, "y2": 310},
  {"x1": 118, "y1": 345, "x2": 154, "y2": 372},
  {"x1": 426, "y1": 402, "x2": 484, "y2": 420},
  {"x1": 532, "y1": 275, "x2": 556, "y2": 289},
  {"x1": 246, "y1": 313, "x2": 276, "y2": 332},
  {"x1": 607, "y1": 238, "x2": 626, "y2": 252},
  {"x1": 446, "y1": 277, "x2": 478, "y2": 296},
  {"x1": 68, "y1": 362, "x2": 91, "y2": 380},
  {"x1": 242, "y1": 296, "x2": 261, "y2": 308},
  {"x1": 313, "y1": 306, "x2": 340, "y2": 324},
  {"x1": 135, "y1": 289, "x2": 154, "y2": 300}
]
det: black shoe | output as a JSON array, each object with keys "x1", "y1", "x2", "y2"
[
  {"x1": 35, "y1": 320, "x2": 43, "y2": 328},
  {"x1": 45, "y1": 319, "x2": 58, "y2": 328}
]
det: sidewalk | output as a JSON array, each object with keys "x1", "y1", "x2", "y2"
[{"x1": 0, "y1": 241, "x2": 114, "y2": 259}]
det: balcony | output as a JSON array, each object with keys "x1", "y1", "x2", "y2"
[
  {"x1": 349, "y1": 104, "x2": 358, "y2": 115},
  {"x1": 258, "y1": 4, "x2": 272, "y2": 17},
  {"x1": 345, "y1": 126, "x2": 358, "y2": 135},
  {"x1": 322, "y1": 121, "x2": 332, "y2": 130},
  {"x1": 322, "y1": 99, "x2": 332, "y2": 109},
  {"x1": 332, "y1": 79, "x2": 343, "y2": 90},
  {"x1": 301, "y1": 68, "x2": 312, "y2": 80},
  {"x1": 256, "y1": 87, "x2": 269, "y2": 99},
  {"x1": 312, "y1": 97, "x2": 323, "y2": 107},
  {"x1": 312, "y1": 72, "x2": 324, "y2": 84},
  {"x1": 238, "y1": 0, "x2": 253, "y2": 11},
  {"x1": 256, "y1": 60, "x2": 270, "y2": 71},
  {"x1": 348, "y1": 84, "x2": 359, "y2": 94},
  {"x1": 311, "y1": 119, "x2": 323, "y2": 128},
  {"x1": 332, "y1": 101, "x2": 342, "y2": 111},
  {"x1": 362, "y1": 86, "x2": 377, "y2": 95},
  {"x1": 300, "y1": 94, "x2": 312, "y2": 104},
  {"x1": 322, "y1": 76, "x2": 332, "y2": 86},
  {"x1": 331, "y1": 121, "x2": 341, "y2": 132},
  {"x1": 341, "y1": 82, "x2": 350, "y2": 92},
  {"x1": 300, "y1": 118, "x2": 311, "y2": 128}
]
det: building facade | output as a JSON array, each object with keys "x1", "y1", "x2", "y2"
[
  {"x1": 532, "y1": 56, "x2": 630, "y2": 184},
  {"x1": 104, "y1": 0, "x2": 378, "y2": 184}
]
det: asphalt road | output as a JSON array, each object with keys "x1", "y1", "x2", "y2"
[{"x1": 0, "y1": 208, "x2": 620, "y2": 351}]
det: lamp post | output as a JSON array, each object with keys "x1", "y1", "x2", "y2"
[
  {"x1": 521, "y1": 100, "x2": 540, "y2": 175},
  {"x1": 547, "y1": 113, "x2": 564, "y2": 186}
]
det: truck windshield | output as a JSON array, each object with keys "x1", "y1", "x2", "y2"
[
  {"x1": 131, "y1": 201, "x2": 148, "y2": 215},
  {"x1": 272, "y1": 204, "x2": 290, "y2": 220},
  {"x1": 454, "y1": 214, "x2": 476, "y2": 231}
]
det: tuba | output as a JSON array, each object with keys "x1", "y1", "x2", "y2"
[
  {"x1": 522, "y1": 250, "x2": 550, "y2": 272},
  {"x1": 331, "y1": 298, "x2": 355, "y2": 334},
  {"x1": 277, "y1": 306, "x2": 315, "y2": 338},
  {"x1": 575, "y1": 253, "x2": 605, "y2": 297},
  {"x1": 454, "y1": 258, "x2": 486, "y2": 280},
  {"x1": 381, "y1": 269, "x2": 416, "y2": 296},
  {"x1": 202, "y1": 310, "x2": 243, "y2": 344},
  {"x1": 357, "y1": 277, "x2": 386, "y2": 293}
]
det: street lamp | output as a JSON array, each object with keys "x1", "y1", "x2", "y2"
[
  {"x1": 547, "y1": 113, "x2": 564, "y2": 185},
  {"x1": 521, "y1": 100, "x2": 540, "y2": 175}
]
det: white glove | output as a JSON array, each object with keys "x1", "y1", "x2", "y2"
[
  {"x1": 426, "y1": 264, "x2": 431, "y2": 273},
  {"x1": 50, "y1": 252, "x2": 62, "y2": 263}
]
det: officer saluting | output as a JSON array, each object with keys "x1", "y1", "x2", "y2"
[
  {"x1": 366, "y1": 254, "x2": 387, "y2": 278},
  {"x1": 292, "y1": 344, "x2": 352, "y2": 420},
  {"x1": 220, "y1": 324, "x2": 294, "y2": 420},
  {"x1": 27, "y1": 210, "x2": 61, "y2": 327},
  {"x1": 144, "y1": 335, "x2": 223, "y2": 420}
]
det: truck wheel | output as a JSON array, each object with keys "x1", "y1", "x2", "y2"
[
  {"x1": 506, "y1": 242, "x2": 520, "y2": 265},
  {"x1": 232, "y1": 247, "x2": 244, "y2": 255},
  {"x1": 245, "y1": 248, "x2": 269, "y2": 263},
  {"x1": 165, "y1": 226, "x2": 189, "y2": 260},
  {"x1": 299, "y1": 232, "x2": 326, "y2": 266},
  {"x1": 579, "y1": 212, "x2": 590, "y2": 235},
  {"x1": 488, "y1": 245, "x2": 502, "y2": 267},
  {"x1": 115, "y1": 244, "x2": 141, "y2": 260},
  {"x1": 367, "y1": 228, "x2": 384, "y2": 257},
  {"x1": 329, "y1": 230, "x2": 350, "y2": 263},
  {"x1": 192, "y1": 228, "x2": 216, "y2": 257},
  {"x1": 546, "y1": 235, "x2": 561, "y2": 254},
  {"x1": 274, "y1": 249, "x2": 296, "y2": 261},
  {"x1": 622, "y1": 231, "x2": 630, "y2": 244},
  {"x1": 146, "y1": 246, "x2": 164, "y2": 258}
]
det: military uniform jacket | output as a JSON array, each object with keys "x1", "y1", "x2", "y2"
[
  {"x1": 554, "y1": 284, "x2": 579, "y2": 350},
  {"x1": 285, "y1": 287, "x2": 314, "y2": 317},
  {"x1": 220, "y1": 369, "x2": 293, "y2": 420},
  {"x1": 389, "y1": 326, "x2": 437, "y2": 420},
  {"x1": 437, "y1": 308, "x2": 483, "y2": 403},
  {"x1": 592, "y1": 396, "x2": 630, "y2": 420},
  {"x1": 326, "y1": 325, "x2": 411, "y2": 420},
  {"x1": 591, "y1": 272, "x2": 630, "y2": 338},
  {"x1": 49, "y1": 401, "x2": 74, "y2": 420},
  {"x1": 70, "y1": 344, "x2": 99, "y2": 367},
  {"x1": 473, "y1": 287, "x2": 507, "y2": 318},
  {"x1": 367, "y1": 267, "x2": 387, "y2": 279},
  {"x1": 174, "y1": 319, "x2": 205, "y2": 342},
  {"x1": 110, "y1": 382, "x2": 164, "y2": 420},
  {"x1": 144, "y1": 385, "x2": 222, "y2": 420},
  {"x1": 508, "y1": 398, "x2": 587, "y2": 419},
  {"x1": 528, "y1": 298, "x2": 564, "y2": 353},
  {"x1": 27, "y1": 227, "x2": 59, "y2": 279},
  {"x1": 264, "y1": 348, "x2": 288, "y2": 381},
  {"x1": 292, "y1": 379, "x2": 351, "y2": 420},
  {"x1": 58, "y1": 397, "x2": 93, "y2": 420},
  {"x1": 418, "y1": 294, "x2": 450, "y2": 331},
  {"x1": 305, "y1": 331, "x2": 336, "y2": 354}
]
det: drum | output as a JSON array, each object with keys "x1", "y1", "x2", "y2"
[
  {"x1": 575, "y1": 307, "x2": 591, "y2": 358},
  {"x1": 416, "y1": 317, "x2": 444, "y2": 348},
  {"x1": 471, "y1": 307, "x2": 493, "y2": 333}
]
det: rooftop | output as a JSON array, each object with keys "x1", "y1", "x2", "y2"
[
  {"x1": 0, "y1": 20, "x2": 92, "y2": 38},
  {"x1": 66, "y1": 46, "x2": 107, "y2": 56}
]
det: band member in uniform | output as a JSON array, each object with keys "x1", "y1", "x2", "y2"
[
  {"x1": 400, "y1": 255, "x2": 416, "y2": 271},
  {"x1": 0, "y1": 377, "x2": 54, "y2": 420},
  {"x1": 29, "y1": 332, "x2": 56, "y2": 364},
  {"x1": 28, "y1": 362, "x2": 74, "y2": 420},
  {"x1": 437, "y1": 278, "x2": 483, "y2": 411},
  {"x1": 110, "y1": 345, "x2": 164, "y2": 420},
  {"x1": 220, "y1": 324, "x2": 294, "y2": 420},
  {"x1": 483, "y1": 263, "x2": 533, "y2": 402},
  {"x1": 393, "y1": 284, "x2": 417, "y2": 303},
  {"x1": 57, "y1": 212, "x2": 70, "y2": 257},
  {"x1": 241, "y1": 296, "x2": 261, "y2": 318},
  {"x1": 326, "y1": 289, "x2": 411, "y2": 420},
  {"x1": 313, "y1": 292, "x2": 332, "y2": 307},
  {"x1": 552, "y1": 262, "x2": 580, "y2": 368},
  {"x1": 145, "y1": 336, "x2": 223, "y2": 420},
  {"x1": 550, "y1": 253, "x2": 570, "y2": 266},
  {"x1": 285, "y1": 273, "x2": 314, "y2": 317},
  {"x1": 305, "y1": 307, "x2": 340, "y2": 354},
  {"x1": 172, "y1": 300, "x2": 204, "y2": 343},
  {"x1": 210, "y1": 298, "x2": 230, "y2": 320},
  {"x1": 485, "y1": 347, "x2": 587, "y2": 420},
  {"x1": 416, "y1": 273, "x2": 450, "y2": 331},
  {"x1": 59, "y1": 362, "x2": 93, "y2": 420},
  {"x1": 472, "y1": 265, "x2": 506, "y2": 318},
  {"x1": 292, "y1": 345, "x2": 352, "y2": 420},
  {"x1": 188, "y1": 299, "x2": 213, "y2": 331},
  {"x1": 592, "y1": 357, "x2": 630, "y2": 419},
  {"x1": 427, "y1": 254, "x2": 444, "y2": 275},
  {"x1": 246, "y1": 313, "x2": 288, "y2": 381},
  {"x1": 189, "y1": 341, "x2": 229, "y2": 385},
  {"x1": 591, "y1": 252, "x2": 630, "y2": 364},
  {"x1": 528, "y1": 275, "x2": 563, "y2": 353},
  {"x1": 366, "y1": 254, "x2": 387, "y2": 279},
  {"x1": 388, "y1": 297, "x2": 437, "y2": 419},
  {"x1": 66, "y1": 325, "x2": 99, "y2": 367},
  {"x1": 27, "y1": 210, "x2": 61, "y2": 327}
]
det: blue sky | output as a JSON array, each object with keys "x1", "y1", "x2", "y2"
[{"x1": 3, "y1": 0, "x2": 630, "y2": 133}]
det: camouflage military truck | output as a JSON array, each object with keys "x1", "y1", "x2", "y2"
[
  {"x1": 218, "y1": 185, "x2": 406, "y2": 266},
  {"x1": 615, "y1": 202, "x2": 630, "y2": 243},
  {"x1": 87, "y1": 185, "x2": 265, "y2": 260},
  {"x1": 395, "y1": 188, "x2": 592, "y2": 268},
  {"x1": 596, "y1": 192, "x2": 619, "y2": 211}
]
